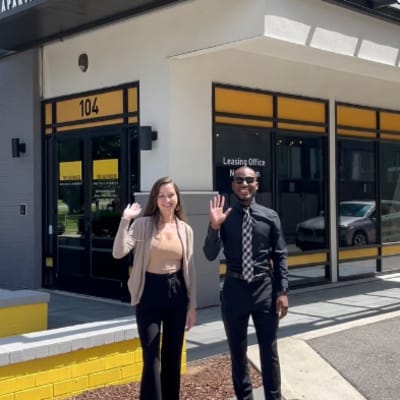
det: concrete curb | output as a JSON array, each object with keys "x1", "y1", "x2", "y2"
[
  {"x1": 279, "y1": 337, "x2": 366, "y2": 400},
  {"x1": 247, "y1": 309, "x2": 400, "y2": 400},
  {"x1": 248, "y1": 336, "x2": 366, "y2": 400}
]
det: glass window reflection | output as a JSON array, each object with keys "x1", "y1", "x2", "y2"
[
  {"x1": 338, "y1": 139, "x2": 377, "y2": 247},
  {"x1": 277, "y1": 135, "x2": 326, "y2": 253},
  {"x1": 380, "y1": 142, "x2": 400, "y2": 243},
  {"x1": 214, "y1": 125, "x2": 271, "y2": 207}
]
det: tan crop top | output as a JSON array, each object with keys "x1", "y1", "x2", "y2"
[{"x1": 147, "y1": 235, "x2": 183, "y2": 274}]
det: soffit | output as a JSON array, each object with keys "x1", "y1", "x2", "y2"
[{"x1": 0, "y1": 0, "x2": 186, "y2": 56}]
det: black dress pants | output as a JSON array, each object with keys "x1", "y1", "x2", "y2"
[
  {"x1": 221, "y1": 275, "x2": 281, "y2": 400},
  {"x1": 136, "y1": 270, "x2": 188, "y2": 400}
]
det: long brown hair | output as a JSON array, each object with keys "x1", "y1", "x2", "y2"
[{"x1": 143, "y1": 177, "x2": 187, "y2": 224}]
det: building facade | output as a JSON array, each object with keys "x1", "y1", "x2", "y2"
[{"x1": 1, "y1": 0, "x2": 400, "y2": 308}]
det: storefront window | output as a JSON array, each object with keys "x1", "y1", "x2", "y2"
[
  {"x1": 214, "y1": 125, "x2": 271, "y2": 207},
  {"x1": 380, "y1": 142, "x2": 400, "y2": 243},
  {"x1": 213, "y1": 85, "x2": 329, "y2": 287},
  {"x1": 337, "y1": 139, "x2": 377, "y2": 248}
]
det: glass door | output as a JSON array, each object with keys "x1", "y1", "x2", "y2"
[
  {"x1": 55, "y1": 130, "x2": 129, "y2": 299},
  {"x1": 276, "y1": 133, "x2": 326, "y2": 252}
]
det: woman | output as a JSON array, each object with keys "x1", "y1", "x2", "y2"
[{"x1": 112, "y1": 177, "x2": 196, "y2": 400}]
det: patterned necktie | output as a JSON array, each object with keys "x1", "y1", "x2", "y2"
[{"x1": 242, "y1": 207, "x2": 253, "y2": 282}]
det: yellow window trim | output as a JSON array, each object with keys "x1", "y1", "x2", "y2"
[
  {"x1": 45, "y1": 103, "x2": 52, "y2": 125},
  {"x1": 128, "y1": 116, "x2": 138, "y2": 124},
  {"x1": 337, "y1": 128, "x2": 376, "y2": 139},
  {"x1": 56, "y1": 118, "x2": 123, "y2": 132},
  {"x1": 338, "y1": 247, "x2": 378, "y2": 261},
  {"x1": 380, "y1": 111, "x2": 400, "y2": 132},
  {"x1": 337, "y1": 105, "x2": 376, "y2": 129},
  {"x1": 381, "y1": 244, "x2": 400, "y2": 256},
  {"x1": 215, "y1": 116, "x2": 273, "y2": 128},
  {"x1": 287, "y1": 252, "x2": 328, "y2": 267},
  {"x1": 128, "y1": 87, "x2": 138, "y2": 113},
  {"x1": 380, "y1": 133, "x2": 400, "y2": 141},
  {"x1": 56, "y1": 90, "x2": 123, "y2": 124},
  {"x1": 277, "y1": 97, "x2": 326, "y2": 124},
  {"x1": 277, "y1": 122, "x2": 326, "y2": 133},
  {"x1": 215, "y1": 87, "x2": 273, "y2": 118}
]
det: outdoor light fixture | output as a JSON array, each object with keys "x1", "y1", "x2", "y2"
[
  {"x1": 139, "y1": 126, "x2": 158, "y2": 150},
  {"x1": 11, "y1": 138, "x2": 26, "y2": 158},
  {"x1": 78, "y1": 53, "x2": 88, "y2": 72}
]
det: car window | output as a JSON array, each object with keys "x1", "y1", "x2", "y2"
[{"x1": 339, "y1": 203, "x2": 373, "y2": 217}]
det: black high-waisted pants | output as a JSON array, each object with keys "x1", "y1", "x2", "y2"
[{"x1": 136, "y1": 270, "x2": 188, "y2": 400}]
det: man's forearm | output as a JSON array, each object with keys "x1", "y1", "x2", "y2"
[{"x1": 203, "y1": 225, "x2": 222, "y2": 261}]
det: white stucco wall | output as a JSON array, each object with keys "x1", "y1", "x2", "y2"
[
  {"x1": 42, "y1": 0, "x2": 265, "y2": 190},
  {"x1": 42, "y1": 0, "x2": 400, "y2": 190}
]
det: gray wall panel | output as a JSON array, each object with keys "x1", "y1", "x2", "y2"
[{"x1": 0, "y1": 49, "x2": 41, "y2": 289}]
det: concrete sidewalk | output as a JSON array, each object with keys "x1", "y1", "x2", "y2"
[
  {"x1": 234, "y1": 272, "x2": 400, "y2": 400},
  {"x1": 45, "y1": 271, "x2": 400, "y2": 400}
]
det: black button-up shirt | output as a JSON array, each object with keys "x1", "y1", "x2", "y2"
[{"x1": 203, "y1": 200, "x2": 289, "y2": 293}]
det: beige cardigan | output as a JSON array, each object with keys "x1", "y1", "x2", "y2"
[{"x1": 112, "y1": 216, "x2": 197, "y2": 310}]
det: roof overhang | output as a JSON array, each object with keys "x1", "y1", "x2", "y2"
[
  {"x1": 0, "y1": 0, "x2": 186, "y2": 56},
  {"x1": 172, "y1": 33, "x2": 400, "y2": 84}
]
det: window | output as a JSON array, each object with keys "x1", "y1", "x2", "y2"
[{"x1": 214, "y1": 125, "x2": 271, "y2": 207}]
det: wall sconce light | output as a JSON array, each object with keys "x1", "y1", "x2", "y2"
[
  {"x1": 78, "y1": 53, "x2": 88, "y2": 72},
  {"x1": 139, "y1": 126, "x2": 158, "y2": 150},
  {"x1": 11, "y1": 138, "x2": 26, "y2": 158}
]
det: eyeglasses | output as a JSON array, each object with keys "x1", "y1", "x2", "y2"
[{"x1": 233, "y1": 176, "x2": 257, "y2": 184}]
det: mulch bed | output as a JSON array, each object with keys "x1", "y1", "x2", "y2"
[{"x1": 67, "y1": 353, "x2": 262, "y2": 399}]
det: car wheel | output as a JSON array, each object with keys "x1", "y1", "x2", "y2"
[{"x1": 352, "y1": 231, "x2": 367, "y2": 247}]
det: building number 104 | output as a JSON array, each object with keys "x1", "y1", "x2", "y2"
[{"x1": 79, "y1": 97, "x2": 99, "y2": 117}]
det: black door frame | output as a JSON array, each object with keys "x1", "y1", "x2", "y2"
[{"x1": 43, "y1": 125, "x2": 139, "y2": 300}]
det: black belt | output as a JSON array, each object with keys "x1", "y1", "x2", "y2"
[
  {"x1": 225, "y1": 270, "x2": 269, "y2": 282},
  {"x1": 146, "y1": 270, "x2": 182, "y2": 280}
]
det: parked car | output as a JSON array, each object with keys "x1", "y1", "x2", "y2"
[{"x1": 295, "y1": 200, "x2": 400, "y2": 251}]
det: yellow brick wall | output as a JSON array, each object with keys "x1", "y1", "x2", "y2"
[
  {"x1": 0, "y1": 338, "x2": 186, "y2": 400},
  {"x1": 0, "y1": 303, "x2": 47, "y2": 338},
  {"x1": 0, "y1": 340, "x2": 142, "y2": 399}
]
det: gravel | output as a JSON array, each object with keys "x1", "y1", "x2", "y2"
[{"x1": 66, "y1": 353, "x2": 262, "y2": 399}]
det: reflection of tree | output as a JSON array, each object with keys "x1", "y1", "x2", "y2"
[
  {"x1": 59, "y1": 141, "x2": 81, "y2": 162},
  {"x1": 93, "y1": 136, "x2": 120, "y2": 159},
  {"x1": 59, "y1": 183, "x2": 83, "y2": 213}
]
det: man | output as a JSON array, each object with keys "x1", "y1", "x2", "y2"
[{"x1": 203, "y1": 166, "x2": 289, "y2": 400}]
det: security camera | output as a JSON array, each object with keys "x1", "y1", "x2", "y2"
[{"x1": 78, "y1": 53, "x2": 88, "y2": 72}]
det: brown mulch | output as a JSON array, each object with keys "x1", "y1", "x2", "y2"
[{"x1": 67, "y1": 354, "x2": 262, "y2": 399}]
